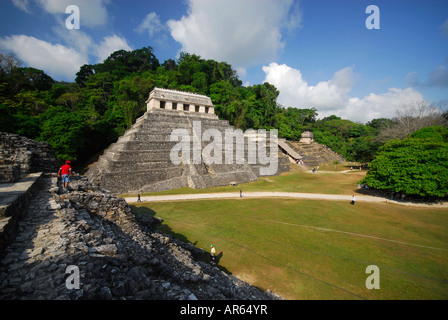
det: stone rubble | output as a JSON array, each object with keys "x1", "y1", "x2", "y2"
[{"x1": 0, "y1": 174, "x2": 283, "y2": 300}]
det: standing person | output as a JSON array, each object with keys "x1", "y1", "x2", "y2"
[
  {"x1": 240, "y1": 189, "x2": 243, "y2": 198},
  {"x1": 210, "y1": 245, "x2": 216, "y2": 264},
  {"x1": 351, "y1": 195, "x2": 356, "y2": 205},
  {"x1": 137, "y1": 194, "x2": 141, "y2": 202},
  {"x1": 58, "y1": 160, "x2": 72, "y2": 190}
]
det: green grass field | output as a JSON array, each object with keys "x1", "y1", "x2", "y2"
[
  {"x1": 130, "y1": 168, "x2": 448, "y2": 300},
  {"x1": 122, "y1": 165, "x2": 366, "y2": 197}
]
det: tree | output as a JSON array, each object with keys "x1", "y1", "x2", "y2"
[
  {"x1": 0, "y1": 53, "x2": 19, "y2": 76},
  {"x1": 162, "y1": 59, "x2": 177, "y2": 71},
  {"x1": 39, "y1": 106, "x2": 89, "y2": 161},
  {"x1": 410, "y1": 125, "x2": 448, "y2": 141},
  {"x1": 75, "y1": 64, "x2": 95, "y2": 87},
  {"x1": 376, "y1": 101, "x2": 447, "y2": 142},
  {"x1": 17, "y1": 67, "x2": 54, "y2": 91},
  {"x1": 0, "y1": 103, "x2": 40, "y2": 139},
  {"x1": 346, "y1": 136, "x2": 381, "y2": 163},
  {"x1": 11, "y1": 90, "x2": 48, "y2": 115},
  {"x1": 360, "y1": 127, "x2": 448, "y2": 198},
  {"x1": 367, "y1": 118, "x2": 396, "y2": 134},
  {"x1": 56, "y1": 92, "x2": 80, "y2": 110}
]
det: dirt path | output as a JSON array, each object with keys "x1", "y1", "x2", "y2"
[{"x1": 124, "y1": 191, "x2": 448, "y2": 208}]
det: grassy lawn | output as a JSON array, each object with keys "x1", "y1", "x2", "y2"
[
  {"x1": 132, "y1": 198, "x2": 448, "y2": 300},
  {"x1": 128, "y1": 167, "x2": 448, "y2": 300},
  {"x1": 121, "y1": 166, "x2": 367, "y2": 197}
]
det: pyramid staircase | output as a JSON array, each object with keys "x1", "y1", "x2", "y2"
[
  {"x1": 86, "y1": 109, "x2": 289, "y2": 195},
  {"x1": 283, "y1": 141, "x2": 342, "y2": 168}
]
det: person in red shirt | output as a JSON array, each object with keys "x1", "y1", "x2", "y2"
[{"x1": 58, "y1": 160, "x2": 72, "y2": 189}]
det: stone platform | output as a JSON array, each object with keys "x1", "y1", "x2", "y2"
[{"x1": 0, "y1": 172, "x2": 43, "y2": 254}]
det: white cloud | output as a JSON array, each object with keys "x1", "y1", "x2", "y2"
[
  {"x1": 35, "y1": 0, "x2": 110, "y2": 27},
  {"x1": 337, "y1": 88, "x2": 425, "y2": 122},
  {"x1": 406, "y1": 63, "x2": 448, "y2": 88},
  {"x1": 4, "y1": 1, "x2": 133, "y2": 80},
  {"x1": 12, "y1": 0, "x2": 31, "y2": 13},
  {"x1": 427, "y1": 65, "x2": 448, "y2": 87},
  {"x1": 94, "y1": 35, "x2": 132, "y2": 63},
  {"x1": 12, "y1": 0, "x2": 110, "y2": 27},
  {"x1": 52, "y1": 27, "x2": 93, "y2": 56},
  {"x1": 263, "y1": 62, "x2": 425, "y2": 123},
  {"x1": 263, "y1": 62, "x2": 354, "y2": 110},
  {"x1": 0, "y1": 34, "x2": 87, "y2": 80},
  {"x1": 439, "y1": 18, "x2": 448, "y2": 36},
  {"x1": 0, "y1": 33, "x2": 133, "y2": 80},
  {"x1": 167, "y1": 0, "x2": 301, "y2": 68},
  {"x1": 236, "y1": 67, "x2": 247, "y2": 79},
  {"x1": 136, "y1": 12, "x2": 165, "y2": 37}
]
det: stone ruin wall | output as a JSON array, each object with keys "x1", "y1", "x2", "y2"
[
  {"x1": 0, "y1": 132, "x2": 59, "y2": 183},
  {"x1": 0, "y1": 133, "x2": 283, "y2": 300}
]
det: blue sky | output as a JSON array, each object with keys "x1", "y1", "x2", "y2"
[{"x1": 0, "y1": 0, "x2": 447, "y2": 123}]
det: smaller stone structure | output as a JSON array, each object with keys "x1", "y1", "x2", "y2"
[
  {"x1": 146, "y1": 87, "x2": 215, "y2": 115},
  {"x1": 0, "y1": 132, "x2": 59, "y2": 183},
  {"x1": 299, "y1": 131, "x2": 314, "y2": 144},
  {"x1": 285, "y1": 139, "x2": 343, "y2": 168}
]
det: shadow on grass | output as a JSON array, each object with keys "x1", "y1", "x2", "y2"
[
  {"x1": 354, "y1": 186, "x2": 448, "y2": 206},
  {"x1": 130, "y1": 205, "x2": 233, "y2": 275}
]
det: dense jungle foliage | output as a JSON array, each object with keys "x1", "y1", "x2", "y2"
[{"x1": 1, "y1": 47, "x2": 447, "y2": 197}]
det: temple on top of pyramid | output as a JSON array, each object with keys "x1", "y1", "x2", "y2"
[
  {"x1": 86, "y1": 87, "x2": 290, "y2": 195},
  {"x1": 146, "y1": 87, "x2": 216, "y2": 115}
]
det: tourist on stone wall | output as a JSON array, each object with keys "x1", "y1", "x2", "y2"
[{"x1": 58, "y1": 160, "x2": 72, "y2": 190}]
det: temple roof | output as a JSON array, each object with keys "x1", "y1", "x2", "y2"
[{"x1": 146, "y1": 87, "x2": 214, "y2": 106}]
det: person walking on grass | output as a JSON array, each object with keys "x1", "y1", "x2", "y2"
[
  {"x1": 58, "y1": 160, "x2": 72, "y2": 190},
  {"x1": 351, "y1": 195, "x2": 356, "y2": 205},
  {"x1": 210, "y1": 244, "x2": 216, "y2": 264}
]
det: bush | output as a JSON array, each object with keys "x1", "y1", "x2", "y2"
[{"x1": 360, "y1": 133, "x2": 448, "y2": 198}]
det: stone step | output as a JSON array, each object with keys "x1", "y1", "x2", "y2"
[
  {"x1": 147, "y1": 108, "x2": 220, "y2": 118},
  {"x1": 143, "y1": 112, "x2": 230, "y2": 125},
  {"x1": 98, "y1": 158, "x2": 177, "y2": 172},
  {"x1": 99, "y1": 153, "x2": 283, "y2": 171},
  {"x1": 107, "y1": 140, "x2": 281, "y2": 154},
  {"x1": 98, "y1": 168, "x2": 186, "y2": 193},
  {"x1": 0, "y1": 172, "x2": 44, "y2": 255}
]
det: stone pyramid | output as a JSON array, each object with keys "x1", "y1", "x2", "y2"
[
  {"x1": 86, "y1": 88, "x2": 289, "y2": 195},
  {"x1": 284, "y1": 140, "x2": 343, "y2": 167}
]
